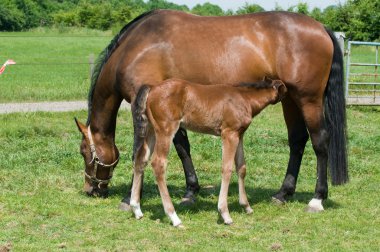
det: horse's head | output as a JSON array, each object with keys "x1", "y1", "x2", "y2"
[{"x1": 74, "y1": 118, "x2": 119, "y2": 198}]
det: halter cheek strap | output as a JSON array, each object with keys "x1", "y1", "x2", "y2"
[{"x1": 85, "y1": 126, "x2": 119, "y2": 188}]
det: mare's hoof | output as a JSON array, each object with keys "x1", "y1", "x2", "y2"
[
  {"x1": 305, "y1": 199, "x2": 324, "y2": 213},
  {"x1": 224, "y1": 219, "x2": 233, "y2": 225},
  {"x1": 180, "y1": 196, "x2": 196, "y2": 206},
  {"x1": 271, "y1": 196, "x2": 286, "y2": 205},
  {"x1": 305, "y1": 206, "x2": 324, "y2": 213},
  {"x1": 119, "y1": 202, "x2": 132, "y2": 212}
]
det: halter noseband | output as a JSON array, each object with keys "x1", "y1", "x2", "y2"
[{"x1": 84, "y1": 126, "x2": 119, "y2": 188}]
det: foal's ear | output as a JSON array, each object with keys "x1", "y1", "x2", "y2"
[
  {"x1": 263, "y1": 76, "x2": 273, "y2": 82},
  {"x1": 274, "y1": 81, "x2": 287, "y2": 101},
  {"x1": 74, "y1": 117, "x2": 87, "y2": 135}
]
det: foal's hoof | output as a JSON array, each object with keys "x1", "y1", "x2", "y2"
[
  {"x1": 135, "y1": 212, "x2": 144, "y2": 220},
  {"x1": 245, "y1": 207, "x2": 254, "y2": 215},
  {"x1": 305, "y1": 198, "x2": 324, "y2": 213},
  {"x1": 175, "y1": 224, "x2": 185, "y2": 229},
  {"x1": 224, "y1": 219, "x2": 233, "y2": 225}
]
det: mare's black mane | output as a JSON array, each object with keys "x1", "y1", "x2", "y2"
[{"x1": 86, "y1": 10, "x2": 157, "y2": 125}]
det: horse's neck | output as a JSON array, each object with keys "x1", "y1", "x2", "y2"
[
  {"x1": 241, "y1": 88, "x2": 275, "y2": 115},
  {"x1": 89, "y1": 92, "x2": 122, "y2": 140}
]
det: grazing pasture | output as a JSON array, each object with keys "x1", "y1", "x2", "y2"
[
  {"x1": 0, "y1": 105, "x2": 379, "y2": 251},
  {"x1": 0, "y1": 28, "x2": 111, "y2": 103}
]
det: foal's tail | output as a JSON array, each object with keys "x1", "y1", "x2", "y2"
[
  {"x1": 324, "y1": 28, "x2": 349, "y2": 185},
  {"x1": 132, "y1": 85, "x2": 151, "y2": 160}
]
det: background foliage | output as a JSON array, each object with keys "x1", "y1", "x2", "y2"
[{"x1": 0, "y1": 0, "x2": 379, "y2": 41}]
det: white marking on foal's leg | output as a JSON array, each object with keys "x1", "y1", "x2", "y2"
[
  {"x1": 168, "y1": 212, "x2": 182, "y2": 227},
  {"x1": 130, "y1": 200, "x2": 144, "y2": 219},
  {"x1": 218, "y1": 207, "x2": 233, "y2": 225},
  {"x1": 306, "y1": 198, "x2": 324, "y2": 213},
  {"x1": 245, "y1": 206, "x2": 253, "y2": 214}
]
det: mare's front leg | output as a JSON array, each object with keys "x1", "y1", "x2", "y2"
[
  {"x1": 173, "y1": 128, "x2": 200, "y2": 204},
  {"x1": 273, "y1": 97, "x2": 309, "y2": 203},
  {"x1": 235, "y1": 137, "x2": 253, "y2": 214},
  {"x1": 153, "y1": 132, "x2": 183, "y2": 227},
  {"x1": 218, "y1": 131, "x2": 240, "y2": 225}
]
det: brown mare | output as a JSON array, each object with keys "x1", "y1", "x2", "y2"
[
  {"x1": 130, "y1": 78, "x2": 287, "y2": 226},
  {"x1": 75, "y1": 10, "x2": 348, "y2": 212}
]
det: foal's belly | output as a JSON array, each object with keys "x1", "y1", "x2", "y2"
[{"x1": 180, "y1": 120, "x2": 221, "y2": 136}]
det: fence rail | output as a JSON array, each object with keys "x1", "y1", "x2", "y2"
[{"x1": 345, "y1": 41, "x2": 380, "y2": 105}]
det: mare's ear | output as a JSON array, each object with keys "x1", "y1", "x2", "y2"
[{"x1": 74, "y1": 117, "x2": 87, "y2": 135}]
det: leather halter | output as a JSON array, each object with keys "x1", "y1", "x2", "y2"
[{"x1": 84, "y1": 126, "x2": 119, "y2": 188}]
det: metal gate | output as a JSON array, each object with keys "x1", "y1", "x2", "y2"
[{"x1": 345, "y1": 41, "x2": 380, "y2": 105}]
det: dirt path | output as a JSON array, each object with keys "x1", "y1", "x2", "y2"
[{"x1": 0, "y1": 100, "x2": 130, "y2": 114}]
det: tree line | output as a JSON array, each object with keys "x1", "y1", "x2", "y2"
[{"x1": 1, "y1": 0, "x2": 379, "y2": 41}]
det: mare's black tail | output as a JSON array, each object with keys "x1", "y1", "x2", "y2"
[
  {"x1": 132, "y1": 85, "x2": 151, "y2": 160},
  {"x1": 324, "y1": 28, "x2": 349, "y2": 185}
]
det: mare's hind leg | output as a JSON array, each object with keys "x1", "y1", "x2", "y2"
[
  {"x1": 235, "y1": 137, "x2": 253, "y2": 214},
  {"x1": 173, "y1": 128, "x2": 200, "y2": 204},
  {"x1": 273, "y1": 96, "x2": 309, "y2": 203},
  {"x1": 301, "y1": 102, "x2": 329, "y2": 212},
  {"x1": 130, "y1": 129, "x2": 155, "y2": 219}
]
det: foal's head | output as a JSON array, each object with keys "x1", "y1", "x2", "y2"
[
  {"x1": 239, "y1": 76, "x2": 287, "y2": 104},
  {"x1": 75, "y1": 118, "x2": 119, "y2": 198},
  {"x1": 269, "y1": 78, "x2": 287, "y2": 103}
]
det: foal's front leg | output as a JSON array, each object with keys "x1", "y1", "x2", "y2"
[
  {"x1": 235, "y1": 137, "x2": 253, "y2": 214},
  {"x1": 218, "y1": 131, "x2": 240, "y2": 225}
]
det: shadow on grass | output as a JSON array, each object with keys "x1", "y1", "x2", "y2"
[{"x1": 107, "y1": 181, "x2": 341, "y2": 221}]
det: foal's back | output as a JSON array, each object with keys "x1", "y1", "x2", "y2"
[{"x1": 146, "y1": 79, "x2": 275, "y2": 136}]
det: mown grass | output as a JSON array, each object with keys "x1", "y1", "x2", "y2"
[
  {"x1": 1, "y1": 105, "x2": 379, "y2": 251},
  {"x1": 0, "y1": 28, "x2": 112, "y2": 103}
]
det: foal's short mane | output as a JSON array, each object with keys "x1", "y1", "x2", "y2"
[
  {"x1": 86, "y1": 10, "x2": 157, "y2": 125},
  {"x1": 236, "y1": 80, "x2": 274, "y2": 89}
]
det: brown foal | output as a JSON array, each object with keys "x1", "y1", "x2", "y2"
[{"x1": 130, "y1": 77, "x2": 287, "y2": 226}]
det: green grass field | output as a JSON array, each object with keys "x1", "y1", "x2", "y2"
[
  {"x1": 0, "y1": 28, "x2": 112, "y2": 103},
  {"x1": 1, "y1": 105, "x2": 379, "y2": 251}
]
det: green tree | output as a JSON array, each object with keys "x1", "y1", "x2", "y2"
[
  {"x1": 0, "y1": 1, "x2": 25, "y2": 31},
  {"x1": 146, "y1": 0, "x2": 189, "y2": 11},
  {"x1": 310, "y1": 7, "x2": 323, "y2": 22},
  {"x1": 287, "y1": 2, "x2": 309, "y2": 15},
  {"x1": 236, "y1": 3, "x2": 265, "y2": 14},
  {"x1": 192, "y1": 2, "x2": 224, "y2": 16}
]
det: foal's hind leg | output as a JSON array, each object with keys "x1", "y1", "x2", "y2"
[
  {"x1": 173, "y1": 128, "x2": 200, "y2": 204},
  {"x1": 273, "y1": 97, "x2": 309, "y2": 204},
  {"x1": 153, "y1": 132, "x2": 183, "y2": 227},
  {"x1": 235, "y1": 137, "x2": 253, "y2": 214},
  {"x1": 130, "y1": 130, "x2": 155, "y2": 219}
]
